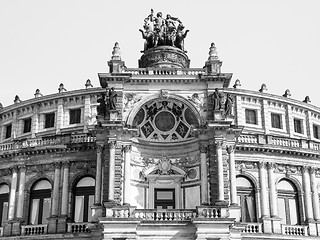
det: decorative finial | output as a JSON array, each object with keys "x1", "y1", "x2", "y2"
[
  {"x1": 111, "y1": 42, "x2": 121, "y2": 60},
  {"x1": 208, "y1": 43, "x2": 219, "y2": 61},
  {"x1": 14, "y1": 95, "x2": 21, "y2": 104},
  {"x1": 259, "y1": 84, "x2": 267, "y2": 93},
  {"x1": 303, "y1": 96, "x2": 311, "y2": 103},
  {"x1": 0, "y1": 103, "x2": 3, "y2": 109},
  {"x1": 34, "y1": 89, "x2": 43, "y2": 98},
  {"x1": 58, "y1": 83, "x2": 67, "y2": 93},
  {"x1": 233, "y1": 79, "x2": 241, "y2": 89},
  {"x1": 283, "y1": 89, "x2": 291, "y2": 98},
  {"x1": 85, "y1": 79, "x2": 93, "y2": 89}
]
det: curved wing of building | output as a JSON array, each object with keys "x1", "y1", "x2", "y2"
[{"x1": 0, "y1": 10, "x2": 319, "y2": 240}]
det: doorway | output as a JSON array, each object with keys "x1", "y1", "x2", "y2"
[{"x1": 154, "y1": 189, "x2": 175, "y2": 209}]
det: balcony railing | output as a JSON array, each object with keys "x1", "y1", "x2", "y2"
[
  {"x1": 108, "y1": 206, "x2": 225, "y2": 221},
  {"x1": 124, "y1": 68, "x2": 205, "y2": 76},
  {"x1": 271, "y1": 136, "x2": 300, "y2": 148},
  {"x1": 67, "y1": 222, "x2": 90, "y2": 233},
  {"x1": 21, "y1": 224, "x2": 48, "y2": 235},
  {"x1": 281, "y1": 224, "x2": 308, "y2": 236},
  {"x1": 70, "y1": 134, "x2": 96, "y2": 143},
  {"x1": 242, "y1": 223, "x2": 262, "y2": 233}
]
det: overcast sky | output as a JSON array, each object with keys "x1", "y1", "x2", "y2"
[{"x1": 1, "y1": 0, "x2": 320, "y2": 108}]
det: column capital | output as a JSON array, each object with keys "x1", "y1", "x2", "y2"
[
  {"x1": 309, "y1": 167, "x2": 315, "y2": 174},
  {"x1": 215, "y1": 140, "x2": 223, "y2": 149},
  {"x1": 9, "y1": 166, "x2": 19, "y2": 174},
  {"x1": 17, "y1": 165, "x2": 26, "y2": 172},
  {"x1": 267, "y1": 162, "x2": 276, "y2": 170},
  {"x1": 62, "y1": 161, "x2": 70, "y2": 168},
  {"x1": 199, "y1": 145, "x2": 208, "y2": 153},
  {"x1": 226, "y1": 145, "x2": 235, "y2": 154},
  {"x1": 123, "y1": 145, "x2": 132, "y2": 153},
  {"x1": 258, "y1": 161, "x2": 267, "y2": 169},
  {"x1": 96, "y1": 143, "x2": 104, "y2": 153},
  {"x1": 302, "y1": 166, "x2": 309, "y2": 174},
  {"x1": 109, "y1": 141, "x2": 116, "y2": 149},
  {"x1": 54, "y1": 162, "x2": 62, "y2": 169}
]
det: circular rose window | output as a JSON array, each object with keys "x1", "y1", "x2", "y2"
[{"x1": 154, "y1": 111, "x2": 175, "y2": 132}]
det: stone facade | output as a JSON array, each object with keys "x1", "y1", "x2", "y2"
[{"x1": 0, "y1": 11, "x2": 320, "y2": 240}]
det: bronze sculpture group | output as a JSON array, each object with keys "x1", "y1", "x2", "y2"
[
  {"x1": 139, "y1": 9, "x2": 189, "y2": 52},
  {"x1": 212, "y1": 89, "x2": 234, "y2": 117}
]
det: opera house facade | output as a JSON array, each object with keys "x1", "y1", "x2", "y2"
[{"x1": 0, "y1": 10, "x2": 319, "y2": 240}]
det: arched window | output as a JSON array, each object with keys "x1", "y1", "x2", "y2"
[
  {"x1": 236, "y1": 176, "x2": 257, "y2": 222},
  {"x1": 0, "y1": 184, "x2": 9, "y2": 226},
  {"x1": 277, "y1": 179, "x2": 300, "y2": 225},
  {"x1": 73, "y1": 176, "x2": 95, "y2": 222},
  {"x1": 29, "y1": 179, "x2": 52, "y2": 225}
]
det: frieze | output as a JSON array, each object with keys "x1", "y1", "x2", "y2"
[
  {"x1": 276, "y1": 164, "x2": 301, "y2": 176},
  {"x1": 70, "y1": 161, "x2": 95, "y2": 172},
  {"x1": 27, "y1": 164, "x2": 55, "y2": 174},
  {"x1": 0, "y1": 168, "x2": 12, "y2": 177},
  {"x1": 236, "y1": 161, "x2": 259, "y2": 171}
]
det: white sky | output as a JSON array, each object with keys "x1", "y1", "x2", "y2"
[{"x1": 0, "y1": 0, "x2": 320, "y2": 108}]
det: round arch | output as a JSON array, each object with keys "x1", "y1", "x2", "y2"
[
  {"x1": 236, "y1": 173, "x2": 259, "y2": 191},
  {"x1": 126, "y1": 93, "x2": 202, "y2": 126}
]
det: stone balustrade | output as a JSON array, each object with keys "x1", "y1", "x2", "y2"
[
  {"x1": 0, "y1": 133, "x2": 96, "y2": 154},
  {"x1": 238, "y1": 134, "x2": 258, "y2": 144},
  {"x1": 21, "y1": 224, "x2": 48, "y2": 235},
  {"x1": 67, "y1": 223, "x2": 90, "y2": 233},
  {"x1": 124, "y1": 68, "x2": 205, "y2": 76},
  {"x1": 134, "y1": 209, "x2": 196, "y2": 221},
  {"x1": 242, "y1": 223, "x2": 262, "y2": 233},
  {"x1": 281, "y1": 225, "x2": 308, "y2": 236},
  {"x1": 271, "y1": 136, "x2": 300, "y2": 148},
  {"x1": 70, "y1": 134, "x2": 96, "y2": 143}
]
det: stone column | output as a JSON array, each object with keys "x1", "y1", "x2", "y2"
[
  {"x1": 310, "y1": 167, "x2": 320, "y2": 221},
  {"x1": 302, "y1": 166, "x2": 314, "y2": 221},
  {"x1": 83, "y1": 95, "x2": 91, "y2": 133},
  {"x1": 16, "y1": 166, "x2": 26, "y2": 219},
  {"x1": 56, "y1": 99, "x2": 64, "y2": 134},
  {"x1": 267, "y1": 163, "x2": 278, "y2": 217},
  {"x1": 123, "y1": 145, "x2": 132, "y2": 205},
  {"x1": 200, "y1": 145, "x2": 208, "y2": 205},
  {"x1": 216, "y1": 141, "x2": 224, "y2": 202},
  {"x1": 8, "y1": 167, "x2": 18, "y2": 220},
  {"x1": 227, "y1": 146, "x2": 237, "y2": 205},
  {"x1": 95, "y1": 142, "x2": 104, "y2": 205},
  {"x1": 61, "y1": 162, "x2": 70, "y2": 216},
  {"x1": 258, "y1": 162, "x2": 269, "y2": 218},
  {"x1": 108, "y1": 141, "x2": 116, "y2": 201},
  {"x1": 51, "y1": 163, "x2": 61, "y2": 217}
]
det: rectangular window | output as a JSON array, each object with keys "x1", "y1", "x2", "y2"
[
  {"x1": 313, "y1": 124, "x2": 320, "y2": 139},
  {"x1": 69, "y1": 109, "x2": 81, "y2": 124},
  {"x1": 294, "y1": 118, "x2": 303, "y2": 134},
  {"x1": 245, "y1": 109, "x2": 257, "y2": 125},
  {"x1": 44, "y1": 113, "x2": 55, "y2": 128},
  {"x1": 271, "y1": 113, "x2": 282, "y2": 129},
  {"x1": 5, "y1": 125, "x2": 12, "y2": 139},
  {"x1": 23, "y1": 118, "x2": 32, "y2": 133}
]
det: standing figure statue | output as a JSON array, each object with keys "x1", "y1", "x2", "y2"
[
  {"x1": 97, "y1": 93, "x2": 107, "y2": 118},
  {"x1": 109, "y1": 87, "x2": 117, "y2": 110},
  {"x1": 175, "y1": 23, "x2": 189, "y2": 51},
  {"x1": 224, "y1": 94, "x2": 233, "y2": 116},
  {"x1": 212, "y1": 88, "x2": 222, "y2": 110}
]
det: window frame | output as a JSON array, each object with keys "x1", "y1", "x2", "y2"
[
  {"x1": 44, "y1": 112, "x2": 55, "y2": 129},
  {"x1": 0, "y1": 185, "x2": 9, "y2": 227},
  {"x1": 29, "y1": 180, "x2": 52, "y2": 225},
  {"x1": 5, "y1": 124, "x2": 12, "y2": 139},
  {"x1": 277, "y1": 180, "x2": 301, "y2": 225},
  {"x1": 236, "y1": 176, "x2": 257, "y2": 223},
  {"x1": 271, "y1": 113, "x2": 282, "y2": 129},
  {"x1": 72, "y1": 177, "x2": 95, "y2": 223},
  {"x1": 245, "y1": 109, "x2": 257, "y2": 125},
  {"x1": 23, "y1": 118, "x2": 32, "y2": 134},
  {"x1": 69, "y1": 108, "x2": 82, "y2": 125},
  {"x1": 313, "y1": 124, "x2": 320, "y2": 139},
  {"x1": 293, "y1": 118, "x2": 303, "y2": 134}
]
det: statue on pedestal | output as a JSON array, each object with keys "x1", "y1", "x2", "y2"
[{"x1": 97, "y1": 87, "x2": 118, "y2": 119}]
